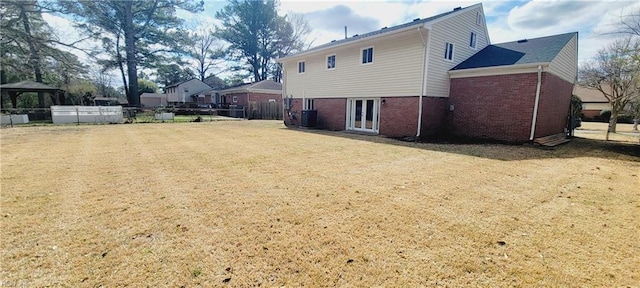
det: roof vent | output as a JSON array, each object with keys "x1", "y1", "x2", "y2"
[
  {"x1": 453, "y1": 7, "x2": 462, "y2": 11},
  {"x1": 517, "y1": 39, "x2": 528, "y2": 43},
  {"x1": 352, "y1": 34, "x2": 358, "y2": 37},
  {"x1": 381, "y1": 26, "x2": 388, "y2": 30},
  {"x1": 331, "y1": 40, "x2": 336, "y2": 42},
  {"x1": 413, "y1": 18, "x2": 420, "y2": 22}
]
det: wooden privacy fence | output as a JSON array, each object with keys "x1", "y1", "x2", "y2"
[{"x1": 248, "y1": 101, "x2": 283, "y2": 120}]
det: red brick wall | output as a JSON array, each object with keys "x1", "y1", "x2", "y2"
[
  {"x1": 284, "y1": 96, "x2": 446, "y2": 137},
  {"x1": 247, "y1": 92, "x2": 282, "y2": 104},
  {"x1": 224, "y1": 92, "x2": 281, "y2": 107},
  {"x1": 284, "y1": 98, "x2": 303, "y2": 127},
  {"x1": 448, "y1": 72, "x2": 572, "y2": 142},
  {"x1": 379, "y1": 97, "x2": 419, "y2": 137},
  {"x1": 315, "y1": 98, "x2": 347, "y2": 130},
  {"x1": 224, "y1": 92, "x2": 248, "y2": 106},
  {"x1": 582, "y1": 110, "x2": 601, "y2": 119},
  {"x1": 534, "y1": 73, "x2": 573, "y2": 138},
  {"x1": 421, "y1": 97, "x2": 448, "y2": 136}
]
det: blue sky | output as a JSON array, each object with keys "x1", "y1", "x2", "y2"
[
  {"x1": 181, "y1": 0, "x2": 639, "y2": 65},
  {"x1": 44, "y1": 0, "x2": 639, "y2": 83}
]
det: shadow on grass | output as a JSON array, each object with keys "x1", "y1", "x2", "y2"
[{"x1": 281, "y1": 127, "x2": 640, "y2": 161}]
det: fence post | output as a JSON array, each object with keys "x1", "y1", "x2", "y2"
[{"x1": 76, "y1": 107, "x2": 80, "y2": 125}]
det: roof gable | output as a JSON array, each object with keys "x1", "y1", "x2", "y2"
[
  {"x1": 452, "y1": 32, "x2": 577, "y2": 70},
  {"x1": 280, "y1": 4, "x2": 482, "y2": 60},
  {"x1": 165, "y1": 78, "x2": 209, "y2": 89}
]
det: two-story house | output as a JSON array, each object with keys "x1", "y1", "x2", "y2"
[
  {"x1": 279, "y1": 3, "x2": 578, "y2": 142},
  {"x1": 164, "y1": 79, "x2": 212, "y2": 106}
]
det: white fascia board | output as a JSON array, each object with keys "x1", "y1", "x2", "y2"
[{"x1": 448, "y1": 62, "x2": 550, "y2": 78}]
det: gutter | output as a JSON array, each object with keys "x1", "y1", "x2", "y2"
[
  {"x1": 529, "y1": 65, "x2": 543, "y2": 141},
  {"x1": 416, "y1": 26, "x2": 431, "y2": 137}
]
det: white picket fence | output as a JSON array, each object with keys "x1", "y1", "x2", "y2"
[{"x1": 51, "y1": 106, "x2": 123, "y2": 124}]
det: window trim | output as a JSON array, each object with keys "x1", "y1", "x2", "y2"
[
  {"x1": 232, "y1": 96, "x2": 238, "y2": 103},
  {"x1": 361, "y1": 46, "x2": 374, "y2": 65},
  {"x1": 444, "y1": 42, "x2": 454, "y2": 61},
  {"x1": 304, "y1": 98, "x2": 314, "y2": 110},
  {"x1": 326, "y1": 54, "x2": 336, "y2": 70},
  {"x1": 297, "y1": 60, "x2": 306, "y2": 74},
  {"x1": 469, "y1": 32, "x2": 477, "y2": 50},
  {"x1": 476, "y1": 12, "x2": 483, "y2": 26}
]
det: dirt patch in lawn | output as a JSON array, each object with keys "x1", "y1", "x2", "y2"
[{"x1": 1, "y1": 121, "x2": 638, "y2": 287}]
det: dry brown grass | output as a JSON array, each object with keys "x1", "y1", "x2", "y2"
[{"x1": 1, "y1": 121, "x2": 639, "y2": 287}]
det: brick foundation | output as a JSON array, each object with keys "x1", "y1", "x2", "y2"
[{"x1": 284, "y1": 96, "x2": 446, "y2": 138}]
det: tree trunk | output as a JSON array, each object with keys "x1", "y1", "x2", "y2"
[
  {"x1": 124, "y1": 1, "x2": 139, "y2": 107},
  {"x1": 19, "y1": 4, "x2": 45, "y2": 108},
  {"x1": 608, "y1": 110, "x2": 618, "y2": 133},
  {"x1": 115, "y1": 34, "x2": 129, "y2": 98}
]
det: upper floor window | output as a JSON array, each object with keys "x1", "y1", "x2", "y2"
[
  {"x1": 444, "y1": 42, "x2": 454, "y2": 61},
  {"x1": 362, "y1": 47, "x2": 373, "y2": 64},
  {"x1": 476, "y1": 12, "x2": 483, "y2": 26},
  {"x1": 298, "y1": 61, "x2": 305, "y2": 73},
  {"x1": 327, "y1": 54, "x2": 336, "y2": 69},
  {"x1": 469, "y1": 32, "x2": 477, "y2": 49}
]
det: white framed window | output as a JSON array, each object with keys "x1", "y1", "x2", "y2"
[
  {"x1": 298, "y1": 61, "x2": 305, "y2": 73},
  {"x1": 304, "y1": 98, "x2": 314, "y2": 110},
  {"x1": 361, "y1": 47, "x2": 373, "y2": 64},
  {"x1": 469, "y1": 32, "x2": 477, "y2": 49},
  {"x1": 327, "y1": 54, "x2": 336, "y2": 70},
  {"x1": 232, "y1": 96, "x2": 238, "y2": 103},
  {"x1": 476, "y1": 12, "x2": 483, "y2": 26},
  {"x1": 444, "y1": 42, "x2": 454, "y2": 61}
]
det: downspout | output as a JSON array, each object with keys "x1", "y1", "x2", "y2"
[
  {"x1": 529, "y1": 65, "x2": 543, "y2": 141},
  {"x1": 417, "y1": 26, "x2": 430, "y2": 137}
]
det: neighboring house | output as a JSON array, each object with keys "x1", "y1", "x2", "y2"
[
  {"x1": 164, "y1": 79, "x2": 211, "y2": 106},
  {"x1": 573, "y1": 85, "x2": 610, "y2": 120},
  {"x1": 220, "y1": 80, "x2": 282, "y2": 106},
  {"x1": 140, "y1": 93, "x2": 167, "y2": 107},
  {"x1": 279, "y1": 3, "x2": 578, "y2": 142},
  {"x1": 193, "y1": 89, "x2": 221, "y2": 107}
]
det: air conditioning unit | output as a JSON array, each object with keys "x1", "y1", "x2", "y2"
[{"x1": 301, "y1": 110, "x2": 317, "y2": 127}]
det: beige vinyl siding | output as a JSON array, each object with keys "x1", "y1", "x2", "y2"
[
  {"x1": 584, "y1": 102, "x2": 610, "y2": 110},
  {"x1": 426, "y1": 6, "x2": 489, "y2": 97},
  {"x1": 283, "y1": 30, "x2": 424, "y2": 99},
  {"x1": 548, "y1": 34, "x2": 578, "y2": 83}
]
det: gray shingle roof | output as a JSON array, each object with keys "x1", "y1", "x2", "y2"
[
  {"x1": 452, "y1": 32, "x2": 577, "y2": 70},
  {"x1": 281, "y1": 5, "x2": 477, "y2": 60},
  {"x1": 0, "y1": 80, "x2": 63, "y2": 91}
]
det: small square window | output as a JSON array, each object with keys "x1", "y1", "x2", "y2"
[
  {"x1": 298, "y1": 61, "x2": 305, "y2": 73},
  {"x1": 232, "y1": 96, "x2": 238, "y2": 103},
  {"x1": 469, "y1": 32, "x2": 477, "y2": 49},
  {"x1": 362, "y1": 47, "x2": 373, "y2": 64},
  {"x1": 444, "y1": 42, "x2": 454, "y2": 61},
  {"x1": 327, "y1": 55, "x2": 336, "y2": 69},
  {"x1": 304, "y1": 99, "x2": 314, "y2": 110}
]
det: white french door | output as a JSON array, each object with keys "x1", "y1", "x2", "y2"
[{"x1": 346, "y1": 98, "x2": 380, "y2": 133}]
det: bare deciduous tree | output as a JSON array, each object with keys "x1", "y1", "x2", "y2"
[{"x1": 579, "y1": 37, "x2": 640, "y2": 138}]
